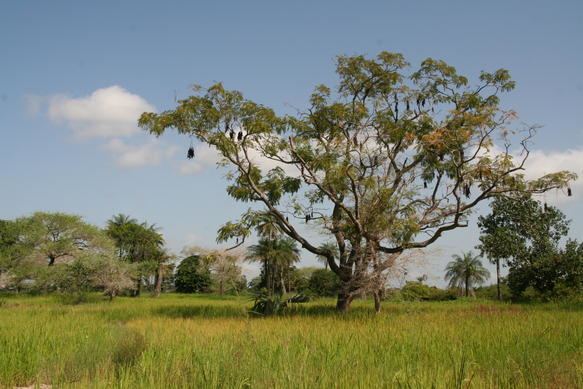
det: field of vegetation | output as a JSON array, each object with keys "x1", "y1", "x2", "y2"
[{"x1": 1, "y1": 294, "x2": 581, "y2": 388}]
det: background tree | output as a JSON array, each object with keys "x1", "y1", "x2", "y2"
[
  {"x1": 246, "y1": 237, "x2": 300, "y2": 295},
  {"x1": 308, "y1": 269, "x2": 341, "y2": 296},
  {"x1": 106, "y1": 216, "x2": 166, "y2": 296},
  {"x1": 444, "y1": 251, "x2": 490, "y2": 297},
  {"x1": 316, "y1": 242, "x2": 339, "y2": 270},
  {"x1": 183, "y1": 246, "x2": 246, "y2": 295},
  {"x1": 174, "y1": 255, "x2": 212, "y2": 293},
  {"x1": 140, "y1": 51, "x2": 575, "y2": 311},
  {"x1": 478, "y1": 196, "x2": 575, "y2": 298},
  {"x1": 22, "y1": 212, "x2": 112, "y2": 266}
]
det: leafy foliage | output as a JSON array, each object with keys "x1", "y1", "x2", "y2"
[
  {"x1": 140, "y1": 51, "x2": 575, "y2": 311},
  {"x1": 444, "y1": 251, "x2": 490, "y2": 296},
  {"x1": 174, "y1": 255, "x2": 212, "y2": 293}
]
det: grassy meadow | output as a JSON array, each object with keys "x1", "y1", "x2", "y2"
[{"x1": 0, "y1": 294, "x2": 581, "y2": 388}]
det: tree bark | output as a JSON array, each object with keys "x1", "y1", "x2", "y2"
[
  {"x1": 496, "y1": 259, "x2": 501, "y2": 301},
  {"x1": 336, "y1": 292, "x2": 353, "y2": 312},
  {"x1": 134, "y1": 277, "x2": 141, "y2": 297},
  {"x1": 154, "y1": 264, "x2": 163, "y2": 297},
  {"x1": 465, "y1": 274, "x2": 469, "y2": 297},
  {"x1": 373, "y1": 291, "x2": 381, "y2": 314}
]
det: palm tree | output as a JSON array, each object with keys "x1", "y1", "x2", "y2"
[
  {"x1": 246, "y1": 237, "x2": 300, "y2": 295},
  {"x1": 444, "y1": 251, "x2": 490, "y2": 297},
  {"x1": 316, "y1": 242, "x2": 338, "y2": 270}
]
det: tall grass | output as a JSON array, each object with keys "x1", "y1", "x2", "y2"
[{"x1": 0, "y1": 294, "x2": 581, "y2": 388}]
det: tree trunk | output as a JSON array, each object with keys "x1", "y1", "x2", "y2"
[
  {"x1": 496, "y1": 259, "x2": 501, "y2": 301},
  {"x1": 154, "y1": 264, "x2": 163, "y2": 297},
  {"x1": 280, "y1": 269, "x2": 287, "y2": 295},
  {"x1": 373, "y1": 291, "x2": 381, "y2": 314},
  {"x1": 465, "y1": 274, "x2": 469, "y2": 297},
  {"x1": 134, "y1": 277, "x2": 141, "y2": 297},
  {"x1": 336, "y1": 292, "x2": 353, "y2": 312}
]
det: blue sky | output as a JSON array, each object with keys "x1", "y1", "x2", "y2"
[{"x1": 1, "y1": 0, "x2": 582, "y2": 284}]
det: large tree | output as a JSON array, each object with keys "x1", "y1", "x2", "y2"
[
  {"x1": 140, "y1": 52, "x2": 575, "y2": 311},
  {"x1": 18, "y1": 212, "x2": 112, "y2": 267}
]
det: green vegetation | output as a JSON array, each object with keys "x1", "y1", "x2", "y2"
[
  {"x1": 140, "y1": 51, "x2": 575, "y2": 311},
  {"x1": 0, "y1": 294, "x2": 581, "y2": 388}
]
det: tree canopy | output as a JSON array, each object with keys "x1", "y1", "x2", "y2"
[{"x1": 139, "y1": 51, "x2": 575, "y2": 311}]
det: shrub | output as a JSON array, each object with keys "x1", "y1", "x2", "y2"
[
  {"x1": 308, "y1": 269, "x2": 340, "y2": 297},
  {"x1": 400, "y1": 282, "x2": 457, "y2": 301}
]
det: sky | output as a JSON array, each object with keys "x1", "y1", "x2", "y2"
[{"x1": 1, "y1": 0, "x2": 582, "y2": 285}]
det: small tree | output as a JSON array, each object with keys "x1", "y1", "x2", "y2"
[
  {"x1": 174, "y1": 255, "x2": 212, "y2": 293},
  {"x1": 478, "y1": 196, "x2": 572, "y2": 298},
  {"x1": 140, "y1": 51, "x2": 575, "y2": 311},
  {"x1": 308, "y1": 269, "x2": 341, "y2": 296},
  {"x1": 91, "y1": 256, "x2": 135, "y2": 300},
  {"x1": 444, "y1": 251, "x2": 490, "y2": 297}
]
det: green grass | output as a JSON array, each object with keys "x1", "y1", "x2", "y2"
[{"x1": 0, "y1": 294, "x2": 581, "y2": 388}]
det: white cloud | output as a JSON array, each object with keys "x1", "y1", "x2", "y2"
[
  {"x1": 48, "y1": 85, "x2": 155, "y2": 139},
  {"x1": 105, "y1": 138, "x2": 177, "y2": 168},
  {"x1": 523, "y1": 147, "x2": 583, "y2": 201}
]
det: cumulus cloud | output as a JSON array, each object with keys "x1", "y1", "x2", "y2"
[
  {"x1": 105, "y1": 138, "x2": 178, "y2": 168},
  {"x1": 48, "y1": 85, "x2": 155, "y2": 139},
  {"x1": 523, "y1": 147, "x2": 583, "y2": 201}
]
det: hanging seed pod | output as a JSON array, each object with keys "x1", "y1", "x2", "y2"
[
  {"x1": 431, "y1": 107, "x2": 435, "y2": 113},
  {"x1": 187, "y1": 147, "x2": 195, "y2": 159},
  {"x1": 423, "y1": 181, "x2": 427, "y2": 189},
  {"x1": 305, "y1": 215, "x2": 309, "y2": 223},
  {"x1": 567, "y1": 187, "x2": 572, "y2": 197},
  {"x1": 236, "y1": 237, "x2": 239, "y2": 244},
  {"x1": 237, "y1": 131, "x2": 243, "y2": 141}
]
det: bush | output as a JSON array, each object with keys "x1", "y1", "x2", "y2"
[
  {"x1": 175, "y1": 255, "x2": 212, "y2": 293},
  {"x1": 400, "y1": 282, "x2": 457, "y2": 301},
  {"x1": 308, "y1": 269, "x2": 340, "y2": 297},
  {"x1": 474, "y1": 283, "x2": 512, "y2": 300}
]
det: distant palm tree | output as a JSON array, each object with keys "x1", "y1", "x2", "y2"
[
  {"x1": 316, "y1": 242, "x2": 338, "y2": 270},
  {"x1": 444, "y1": 251, "x2": 490, "y2": 297},
  {"x1": 246, "y1": 237, "x2": 300, "y2": 295}
]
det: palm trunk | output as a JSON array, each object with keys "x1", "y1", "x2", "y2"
[
  {"x1": 154, "y1": 264, "x2": 163, "y2": 297},
  {"x1": 465, "y1": 274, "x2": 470, "y2": 297},
  {"x1": 496, "y1": 259, "x2": 501, "y2": 301}
]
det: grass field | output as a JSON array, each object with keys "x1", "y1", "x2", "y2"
[{"x1": 0, "y1": 294, "x2": 581, "y2": 388}]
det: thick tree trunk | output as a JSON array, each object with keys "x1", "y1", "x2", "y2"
[
  {"x1": 496, "y1": 259, "x2": 501, "y2": 301},
  {"x1": 465, "y1": 275, "x2": 469, "y2": 297},
  {"x1": 336, "y1": 292, "x2": 353, "y2": 312},
  {"x1": 373, "y1": 291, "x2": 381, "y2": 314}
]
